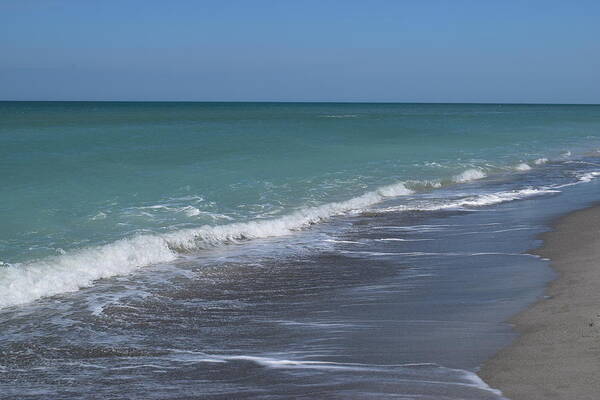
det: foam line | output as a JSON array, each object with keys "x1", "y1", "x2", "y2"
[{"x1": 0, "y1": 182, "x2": 413, "y2": 309}]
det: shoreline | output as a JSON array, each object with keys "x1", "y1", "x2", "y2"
[{"x1": 479, "y1": 203, "x2": 600, "y2": 399}]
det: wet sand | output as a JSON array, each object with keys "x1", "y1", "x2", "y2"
[{"x1": 480, "y1": 204, "x2": 600, "y2": 399}]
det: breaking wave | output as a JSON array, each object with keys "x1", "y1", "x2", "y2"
[
  {"x1": 515, "y1": 163, "x2": 532, "y2": 171},
  {"x1": 0, "y1": 182, "x2": 413, "y2": 309},
  {"x1": 0, "y1": 160, "x2": 587, "y2": 309},
  {"x1": 453, "y1": 168, "x2": 487, "y2": 183}
]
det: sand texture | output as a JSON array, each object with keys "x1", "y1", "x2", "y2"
[{"x1": 480, "y1": 205, "x2": 600, "y2": 399}]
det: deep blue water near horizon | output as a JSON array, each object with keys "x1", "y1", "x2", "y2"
[{"x1": 2, "y1": 102, "x2": 600, "y2": 399}]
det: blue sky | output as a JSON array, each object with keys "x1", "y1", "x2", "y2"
[{"x1": 1, "y1": 0, "x2": 599, "y2": 102}]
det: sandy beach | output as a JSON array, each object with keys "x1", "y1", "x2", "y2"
[{"x1": 480, "y1": 204, "x2": 600, "y2": 399}]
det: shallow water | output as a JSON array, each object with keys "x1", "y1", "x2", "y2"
[{"x1": 2, "y1": 102, "x2": 600, "y2": 398}]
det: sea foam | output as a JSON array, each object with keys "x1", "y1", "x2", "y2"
[
  {"x1": 378, "y1": 187, "x2": 559, "y2": 213},
  {"x1": 577, "y1": 171, "x2": 600, "y2": 183},
  {"x1": 452, "y1": 168, "x2": 487, "y2": 183},
  {"x1": 0, "y1": 182, "x2": 413, "y2": 309},
  {"x1": 515, "y1": 163, "x2": 532, "y2": 171}
]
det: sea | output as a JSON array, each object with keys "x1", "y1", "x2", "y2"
[{"x1": 1, "y1": 102, "x2": 600, "y2": 399}]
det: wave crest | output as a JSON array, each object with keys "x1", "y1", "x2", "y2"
[
  {"x1": 515, "y1": 163, "x2": 532, "y2": 171},
  {"x1": 452, "y1": 169, "x2": 487, "y2": 183},
  {"x1": 0, "y1": 182, "x2": 413, "y2": 309}
]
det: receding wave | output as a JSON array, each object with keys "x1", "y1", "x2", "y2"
[
  {"x1": 577, "y1": 171, "x2": 600, "y2": 183},
  {"x1": 171, "y1": 352, "x2": 506, "y2": 397},
  {"x1": 451, "y1": 188, "x2": 558, "y2": 207},
  {"x1": 0, "y1": 182, "x2": 413, "y2": 309},
  {"x1": 377, "y1": 187, "x2": 560, "y2": 214}
]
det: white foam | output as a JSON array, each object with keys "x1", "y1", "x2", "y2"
[
  {"x1": 185, "y1": 352, "x2": 435, "y2": 372},
  {"x1": 514, "y1": 163, "x2": 532, "y2": 171},
  {"x1": 324, "y1": 239, "x2": 362, "y2": 244},
  {"x1": 136, "y1": 203, "x2": 234, "y2": 221},
  {"x1": 0, "y1": 235, "x2": 178, "y2": 309},
  {"x1": 578, "y1": 171, "x2": 600, "y2": 182},
  {"x1": 553, "y1": 171, "x2": 600, "y2": 189},
  {"x1": 180, "y1": 206, "x2": 201, "y2": 217},
  {"x1": 379, "y1": 187, "x2": 559, "y2": 213},
  {"x1": 0, "y1": 182, "x2": 413, "y2": 309},
  {"x1": 534, "y1": 158, "x2": 548, "y2": 165},
  {"x1": 91, "y1": 211, "x2": 107, "y2": 220},
  {"x1": 415, "y1": 179, "x2": 443, "y2": 188},
  {"x1": 452, "y1": 168, "x2": 486, "y2": 183},
  {"x1": 173, "y1": 352, "x2": 508, "y2": 397},
  {"x1": 162, "y1": 181, "x2": 413, "y2": 251},
  {"x1": 376, "y1": 238, "x2": 433, "y2": 242},
  {"x1": 455, "y1": 188, "x2": 556, "y2": 207},
  {"x1": 458, "y1": 370, "x2": 506, "y2": 398}
]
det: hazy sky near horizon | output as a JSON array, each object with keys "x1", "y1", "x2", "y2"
[{"x1": 1, "y1": 0, "x2": 599, "y2": 103}]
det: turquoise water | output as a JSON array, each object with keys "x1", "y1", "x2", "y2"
[{"x1": 1, "y1": 102, "x2": 600, "y2": 306}]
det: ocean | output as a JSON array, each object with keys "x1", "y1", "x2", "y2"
[{"x1": 1, "y1": 102, "x2": 600, "y2": 399}]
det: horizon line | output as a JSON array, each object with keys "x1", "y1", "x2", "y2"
[{"x1": 1, "y1": 100, "x2": 599, "y2": 106}]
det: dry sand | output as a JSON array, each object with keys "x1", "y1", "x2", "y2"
[{"x1": 479, "y1": 204, "x2": 600, "y2": 399}]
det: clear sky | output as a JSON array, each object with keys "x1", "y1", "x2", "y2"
[{"x1": 1, "y1": 0, "x2": 599, "y2": 103}]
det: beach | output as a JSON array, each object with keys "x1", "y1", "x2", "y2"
[
  {"x1": 2, "y1": 1, "x2": 598, "y2": 398},
  {"x1": 480, "y1": 204, "x2": 600, "y2": 399},
  {"x1": 2, "y1": 102, "x2": 600, "y2": 399}
]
